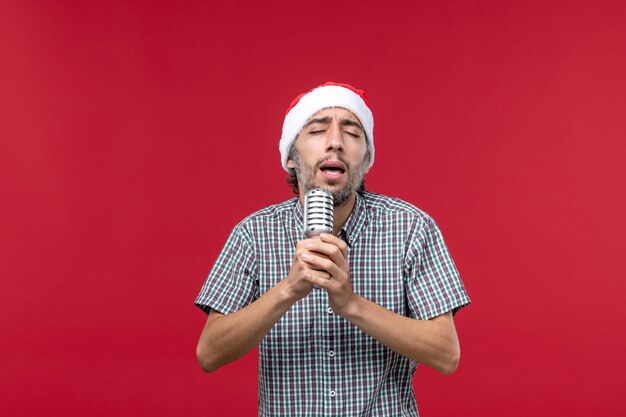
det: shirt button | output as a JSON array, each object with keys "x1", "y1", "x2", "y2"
[
  {"x1": 328, "y1": 350, "x2": 335, "y2": 357},
  {"x1": 327, "y1": 307, "x2": 333, "y2": 314},
  {"x1": 329, "y1": 390, "x2": 336, "y2": 398}
]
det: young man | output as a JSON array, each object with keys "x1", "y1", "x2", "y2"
[{"x1": 195, "y1": 82, "x2": 470, "y2": 416}]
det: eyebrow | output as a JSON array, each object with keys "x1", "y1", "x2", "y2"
[{"x1": 303, "y1": 116, "x2": 364, "y2": 131}]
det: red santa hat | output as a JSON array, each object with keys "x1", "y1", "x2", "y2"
[{"x1": 279, "y1": 82, "x2": 375, "y2": 172}]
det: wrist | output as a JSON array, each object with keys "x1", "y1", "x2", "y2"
[
  {"x1": 335, "y1": 293, "x2": 364, "y2": 322},
  {"x1": 275, "y1": 278, "x2": 303, "y2": 306}
]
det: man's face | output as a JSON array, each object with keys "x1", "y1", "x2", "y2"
[{"x1": 287, "y1": 107, "x2": 369, "y2": 206}]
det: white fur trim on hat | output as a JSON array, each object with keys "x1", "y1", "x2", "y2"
[{"x1": 279, "y1": 84, "x2": 374, "y2": 172}]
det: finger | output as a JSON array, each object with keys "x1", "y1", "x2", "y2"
[
  {"x1": 303, "y1": 272, "x2": 332, "y2": 289},
  {"x1": 306, "y1": 269, "x2": 331, "y2": 280},
  {"x1": 296, "y1": 247, "x2": 328, "y2": 265},
  {"x1": 301, "y1": 252, "x2": 340, "y2": 275},
  {"x1": 320, "y1": 233, "x2": 348, "y2": 258},
  {"x1": 305, "y1": 240, "x2": 347, "y2": 268},
  {"x1": 299, "y1": 260, "x2": 332, "y2": 279},
  {"x1": 296, "y1": 239, "x2": 331, "y2": 262}
]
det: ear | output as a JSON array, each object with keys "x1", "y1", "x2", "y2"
[{"x1": 286, "y1": 159, "x2": 296, "y2": 169}]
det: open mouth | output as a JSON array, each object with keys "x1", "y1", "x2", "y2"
[{"x1": 319, "y1": 160, "x2": 347, "y2": 175}]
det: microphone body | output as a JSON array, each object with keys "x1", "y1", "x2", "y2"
[{"x1": 303, "y1": 188, "x2": 334, "y2": 238}]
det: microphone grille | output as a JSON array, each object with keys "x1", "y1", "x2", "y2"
[{"x1": 303, "y1": 188, "x2": 334, "y2": 238}]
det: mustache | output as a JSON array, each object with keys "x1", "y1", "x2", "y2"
[{"x1": 314, "y1": 154, "x2": 350, "y2": 171}]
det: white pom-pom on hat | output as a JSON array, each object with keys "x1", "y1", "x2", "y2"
[{"x1": 279, "y1": 82, "x2": 374, "y2": 172}]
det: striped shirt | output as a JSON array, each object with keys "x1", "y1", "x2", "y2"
[{"x1": 195, "y1": 191, "x2": 470, "y2": 416}]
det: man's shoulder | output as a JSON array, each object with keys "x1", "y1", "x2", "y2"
[
  {"x1": 236, "y1": 197, "x2": 298, "y2": 229},
  {"x1": 361, "y1": 191, "x2": 433, "y2": 224}
]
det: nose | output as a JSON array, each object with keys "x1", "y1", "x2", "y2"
[{"x1": 325, "y1": 121, "x2": 344, "y2": 153}]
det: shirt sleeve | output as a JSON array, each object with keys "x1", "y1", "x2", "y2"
[
  {"x1": 404, "y1": 215, "x2": 470, "y2": 320},
  {"x1": 194, "y1": 223, "x2": 259, "y2": 315}
]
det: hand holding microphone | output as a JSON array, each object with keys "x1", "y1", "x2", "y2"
[
  {"x1": 283, "y1": 188, "x2": 334, "y2": 299},
  {"x1": 301, "y1": 189, "x2": 354, "y2": 314},
  {"x1": 303, "y1": 188, "x2": 334, "y2": 289},
  {"x1": 284, "y1": 188, "x2": 353, "y2": 309}
]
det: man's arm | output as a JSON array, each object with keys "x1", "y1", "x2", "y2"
[
  {"x1": 196, "y1": 280, "x2": 295, "y2": 373},
  {"x1": 337, "y1": 300, "x2": 459, "y2": 375},
  {"x1": 301, "y1": 233, "x2": 461, "y2": 375},
  {"x1": 196, "y1": 239, "x2": 332, "y2": 373}
]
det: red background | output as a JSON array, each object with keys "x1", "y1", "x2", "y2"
[{"x1": 2, "y1": 1, "x2": 625, "y2": 416}]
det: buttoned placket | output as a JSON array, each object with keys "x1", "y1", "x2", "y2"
[
  {"x1": 292, "y1": 196, "x2": 367, "y2": 413},
  {"x1": 320, "y1": 288, "x2": 338, "y2": 412},
  {"x1": 324, "y1": 231, "x2": 351, "y2": 410}
]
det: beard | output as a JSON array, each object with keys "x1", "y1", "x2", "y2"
[{"x1": 291, "y1": 150, "x2": 367, "y2": 207}]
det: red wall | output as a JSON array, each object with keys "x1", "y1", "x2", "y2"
[{"x1": 2, "y1": 1, "x2": 625, "y2": 416}]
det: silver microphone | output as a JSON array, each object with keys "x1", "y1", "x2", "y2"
[{"x1": 303, "y1": 188, "x2": 334, "y2": 238}]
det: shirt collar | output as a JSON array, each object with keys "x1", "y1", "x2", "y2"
[
  {"x1": 338, "y1": 192, "x2": 368, "y2": 247},
  {"x1": 292, "y1": 196, "x2": 305, "y2": 241}
]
